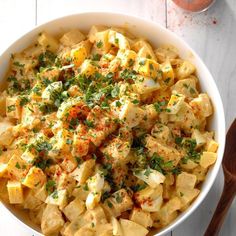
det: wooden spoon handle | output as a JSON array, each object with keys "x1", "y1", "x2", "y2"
[{"x1": 204, "y1": 179, "x2": 236, "y2": 236}]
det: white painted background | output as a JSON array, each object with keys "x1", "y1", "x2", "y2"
[{"x1": 0, "y1": 0, "x2": 235, "y2": 235}]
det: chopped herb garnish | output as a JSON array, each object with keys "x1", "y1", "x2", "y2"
[
  {"x1": 96, "y1": 40, "x2": 103, "y2": 48},
  {"x1": 15, "y1": 162, "x2": 21, "y2": 169}
]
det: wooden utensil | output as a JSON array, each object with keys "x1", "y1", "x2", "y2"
[{"x1": 204, "y1": 119, "x2": 236, "y2": 236}]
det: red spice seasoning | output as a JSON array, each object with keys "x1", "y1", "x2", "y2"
[{"x1": 172, "y1": 0, "x2": 215, "y2": 12}]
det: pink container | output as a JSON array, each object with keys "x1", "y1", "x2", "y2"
[{"x1": 172, "y1": 0, "x2": 216, "y2": 12}]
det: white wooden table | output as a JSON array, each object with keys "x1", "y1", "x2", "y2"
[{"x1": 0, "y1": 0, "x2": 235, "y2": 235}]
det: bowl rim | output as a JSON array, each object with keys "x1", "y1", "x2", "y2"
[{"x1": 0, "y1": 11, "x2": 226, "y2": 236}]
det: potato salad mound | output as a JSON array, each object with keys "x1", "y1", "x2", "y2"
[{"x1": 0, "y1": 26, "x2": 218, "y2": 236}]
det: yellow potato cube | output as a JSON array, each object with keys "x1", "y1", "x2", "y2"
[
  {"x1": 6, "y1": 96, "x2": 21, "y2": 119},
  {"x1": 63, "y1": 198, "x2": 85, "y2": 222},
  {"x1": 166, "y1": 94, "x2": 185, "y2": 114},
  {"x1": 171, "y1": 78, "x2": 198, "y2": 98},
  {"x1": 46, "y1": 189, "x2": 68, "y2": 209},
  {"x1": 119, "y1": 100, "x2": 144, "y2": 128},
  {"x1": 103, "y1": 189, "x2": 133, "y2": 217},
  {"x1": 134, "y1": 75, "x2": 161, "y2": 95},
  {"x1": 60, "y1": 29, "x2": 85, "y2": 46},
  {"x1": 24, "y1": 190, "x2": 43, "y2": 210},
  {"x1": 200, "y1": 151, "x2": 217, "y2": 168},
  {"x1": 108, "y1": 30, "x2": 130, "y2": 49},
  {"x1": 41, "y1": 204, "x2": 65, "y2": 235},
  {"x1": 21, "y1": 148, "x2": 37, "y2": 163},
  {"x1": 80, "y1": 59, "x2": 97, "y2": 77},
  {"x1": 117, "y1": 49, "x2": 137, "y2": 67},
  {"x1": 88, "y1": 25, "x2": 108, "y2": 43},
  {"x1": 161, "y1": 61, "x2": 175, "y2": 86},
  {"x1": 134, "y1": 58, "x2": 160, "y2": 78},
  {"x1": 7, "y1": 154, "x2": 29, "y2": 180},
  {"x1": 94, "y1": 30, "x2": 111, "y2": 53},
  {"x1": 132, "y1": 40, "x2": 157, "y2": 61},
  {"x1": 71, "y1": 159, "x2": 95, "y2": 184},
  {"x1": 0, "y1": 163, "x2": 8, "y2": 177},
  {"x1": 22, "y1": 166, "x2": 46, "y2": 189},
  {"x1": 120, "y1": 219, "x2": 149, "y2": 236},
  {"x1": 190, "y1": 93, "x2": 213, "y2": 117},
  {"x1": 191, "y1": 129, "x2": 207, "y2": 148},
  {"x1": 176, "y1": 187, "x2": 200, "y2": 207},
  {"x1": 7, "y1": 181, "x2": 24, "y2": 204},
  {"x1": 71, "y1": 46, "x2": 87, "y2": 67},
  {"x1": 206, "y1": 139, "x2": 219, "y2": 153},
  {"x1": 129, "y1": 208, "x2": 153, "y2": 228},
  {"x1": 176, "y1": 172, "x2": 197, "y2": 189},
  {"x1": 34, "y1": 184, "x2": 48, "y2": 202},
  {"x1": 0, "y1": 127, "x2": 14, "y2": 147},
  {"x1": 176, "y1": 60, "x2": 196, "y2": 79},
  {"x1": 38, "y1": 32, "x2": 59, "y2": 52}
]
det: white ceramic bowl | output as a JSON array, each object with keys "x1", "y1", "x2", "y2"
[{"x1": 0, "y1": 12, "x2": 225, "y2": 236}]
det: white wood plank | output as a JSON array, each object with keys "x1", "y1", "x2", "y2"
[
  {"x1": 167, "y1": 0, "x2": 236, "y2": 127},
  {"x1": 0, "y1": 0, "x2": 36, "y2": 54},
  {"x1": 167, "y1": 0, "x2": 236, "y2": 235},
  {"x1": 0, "y1": 1, "x2": 37, "y2": 234},
  {"x1": 37, "y1": 0, "x2": 166, "y2": 26}
]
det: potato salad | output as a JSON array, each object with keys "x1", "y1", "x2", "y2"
[{"x1": 0, "y1": 26, "x2": 218, "y2": 236}]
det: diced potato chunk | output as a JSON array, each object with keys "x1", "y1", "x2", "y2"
[
  {"x1": 71, "y1": 159, "x2": 95, "y2": 184},
  {"x1": 100, "y1": 127, "x2": 132, "y2": 165},
  {"x1": 120, "y1": 219, "x2": 149, "y2": 236},
  {"x1": 80, "y1": 59, "x2": 97, "y2": 77},
  {"x1": 94, "y1": 30, "x2": 111, "y2": 53},
  {"x1": 176, "y1": 61, "x2": 195, "y2": 79},
  {"x1": 206, "y1": 139, "x2": 219, "y2": 153},
  {"x1": 190, "y1": 93, "x2": 213, "y2": 117},
  {"x1": 158, "y1": 197, "x2": 181, "y2": 224},
  {"x1": 42, "y1": 81, "x2": 63, "y2": 104},
  {"x1": 151, "y1": 123, "x2": 170, "y2": 143},
  {"x1": 117, "y1": 49, "x2": 137, "y2": 67},
  {"x1": 191, "y1": 129, "x2": 207, "y2": 148},
  {"x1": 161, "y1": 61, "x2": 175, "y2": 86},
  {"x1": 38, "y1": 32, "x2": 59, "y2": 53},
  {"x1": 172, "y1": 78, "x2": 198, "y2": 98},
  {"x1": 119, "y1": 100, "x2": 144, "y2": 128},
  {"x1": 41, "y1": 204, "x2": 65, "y2": 235},
  {"x1": 166, "y1": 94, "x2": 185, "y2": 114},
  {"x1": 46, "y1": 189, "x2": 68, "y2": 209},
  {"x1": 24, "y1": 190, "x2": 43, "y2": 210},
  {"x1": 103, "y1": 189, "x2": 133, "y2": 217},
  {"x1": 6, "y1": 154, "x2": 29, "y2": 180},
  {"x1": 0, "y1": 163, "x2": 8, "y2": 177},
  {"x1": 108, "y1": 30, "x2": 130, "y2": 49},
  {"x1": 6, "y1": 96, "x2": 21, "y2": 119},
  {"x1": 154, "y1": 45, "x2": 178, "y2": 63},
  {"x1": 111, "y1": 217, "x2": 123, "y2": 236},
  {"x1": 176, "y1": 187, "x2": 200, "y2": 207},
  {"x1": 134, "y1": 185, "x2": 163, "y2": 212},
  {"x1": 22, "y1": 166, "x2": 46, "y2": 189},
  {"x1": 200, "y1": 151, "x2": 217, "y2": 168},
  {"x1": 71, "y1": 46, "x2": 87, "y2": 67},
  {"x1": 176, "y1": 172, "x2": 197, "y2": 189},
  {"x1": 132, "y1": 40, "x2": 156, "y2": 61},
  {"x1": 7, "y1": 181, "x2": 24, "y2": 204},
  {"x1": 0, "y1": 127, "x2": 15, "y2": 146},
  {"x1": 60, "y1": 29, "x2": 85, "y2": 46},
  {"x1": 134, "y1": 75, "x2": 161, "y2": 95},
  {"x1": 63, "y1": 198, "x2": 85, "y2": 221},
  {"x1": 134, "y1": 58, "x2": 160, "y2": 78},
  {"x1": 88, "y1": 25, "x2": 108, "y2": 43},
  {"x1": 145, "y1": 135, "x2": 181, "y2": 166},
  {"x1": 129, "y1": 208, "x2": 153, "y2": 228}
]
